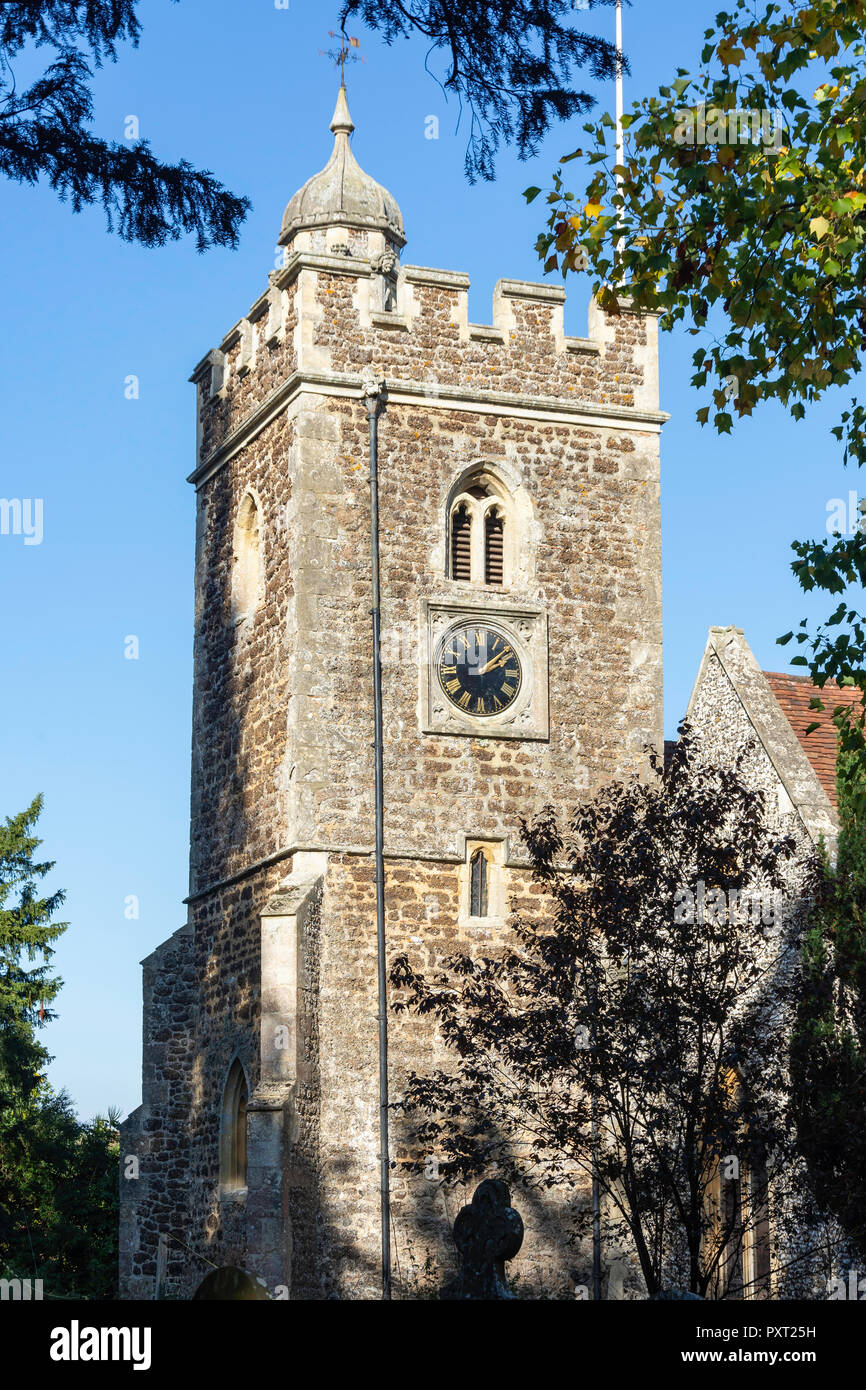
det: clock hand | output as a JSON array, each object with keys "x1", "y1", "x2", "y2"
[{"x1": 476, "y1": 650, "x2": 512, "y2": 676}]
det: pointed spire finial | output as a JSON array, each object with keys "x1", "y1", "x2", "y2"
[{"x1": 330, "y1": 84, "x2": 355, "y2": 138}]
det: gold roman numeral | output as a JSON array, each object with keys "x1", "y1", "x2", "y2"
[
  {"x1": 501, "y1": 683, "x2": 514, "y2": 698},
  {"x1": 457, "y1": 691, "x2": 471, "y2": 709},
  {"x1": 445, "y1": 678, "x2": 461, "y2": 695}
]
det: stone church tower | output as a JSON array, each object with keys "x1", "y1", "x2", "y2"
[{"x1": 119, "y1": 87, "x2": 666, "y2": 1300}]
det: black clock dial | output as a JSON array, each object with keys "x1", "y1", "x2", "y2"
[{"x1": 437, "y1": 624, "x2": 522, "y2": 717}]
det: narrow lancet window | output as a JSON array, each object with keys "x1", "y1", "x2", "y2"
[
  {"x1": 470, "y1": 849, "x2": 488, "y2": 918},
  {"x1": 708, "y1": 1073, "x2": 772, "y2": 1299},
  {"x1": 485, "y1": 508, "x2": 504, "y2": 586},
  {"x1": 451, "y1": 503, "x2": 472, "y2": 581},
  {"x1": 220, "y1": 1059, "x2": 248, "y2": 1192},
  {"x1": 232, "y1": 492, "x2": 262, "y2": 621}
]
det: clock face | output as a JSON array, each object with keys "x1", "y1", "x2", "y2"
[{"x1": 436, "y1": 623, "x2": 523, "y2": 717}]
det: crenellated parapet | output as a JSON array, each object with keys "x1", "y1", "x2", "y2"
[
  {"x1": 187, "y1": 81, "x2": 665, "y2": 484},
  {"x1": 189, "y1": 251, "x2": 664, "y2": 485}
]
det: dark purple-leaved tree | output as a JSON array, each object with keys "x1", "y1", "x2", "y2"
[{"x1": 391, "y1": 730, "x2": 817, "y2": 1297}]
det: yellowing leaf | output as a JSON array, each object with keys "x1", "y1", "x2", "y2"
[
  {"x1": 717, "y1": 38, "x2": 745, "y2": 66},
  {"x1": 810, "y1": 215, "x2": 830, "y2": 239},
  {"x1": 584, "y1": 201, "x2": 603, "y2": 219}
]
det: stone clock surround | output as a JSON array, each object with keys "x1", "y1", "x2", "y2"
[{"x1": 421, "y1": 600, "x2": 549, "y2": 741}]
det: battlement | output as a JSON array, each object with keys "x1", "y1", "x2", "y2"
[{"x1": 189, "y1": 250, "x2": 664, "y2": 481}]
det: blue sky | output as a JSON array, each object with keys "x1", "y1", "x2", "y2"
[{"x1": 0, "y1": 0, "x2": 856, "y2": 1120}]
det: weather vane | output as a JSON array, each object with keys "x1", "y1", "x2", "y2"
[{"x1": 320, "y1": 28, "x2": 364, "y2": 83}]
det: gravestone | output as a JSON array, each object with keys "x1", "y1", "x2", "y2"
[{"x1": 443, "y1": 1178, "x2": 524, "y2": 1299}]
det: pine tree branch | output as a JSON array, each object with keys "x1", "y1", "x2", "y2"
[
  {"x1": 339, "y1": 0, "x2": 624, "y2": 181},
  {"x1": 0, "y1": 4, "x2": 249, "y2": 249}
]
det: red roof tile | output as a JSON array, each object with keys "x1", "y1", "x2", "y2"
[{"x1": 763, "y1": 671, "x2": 863, "y2": 808}]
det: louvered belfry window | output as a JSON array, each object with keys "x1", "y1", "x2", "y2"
[
  {"x1": 447, "y1": 469, "x2": 515, "y2": 587},
  {"x1": 451, "y1": 503, "x2": 472, "y2": 580},
  {"x1": 485, "y1": 508, "x2": 504, "y2": 586}
]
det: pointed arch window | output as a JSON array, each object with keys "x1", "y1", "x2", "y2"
[
  {"x1": 706, "y1": 1072, "x2": 771, "y2": 1299},
  {"x1": 470, "y1": 849, "x2": 489, "y2": 918},
  {"x1": 446, "y1": 467, "x2": 516, "y2": 589},
  {"x1": 220, "y1": 1059, "x2": 248, "y2": 1193},
  {"x1": 232, "y1": 492, "x2": 263, "y2": 622},
  {"x1": 712, "y1": 1146, "x2": 770, "y2": 1299}
]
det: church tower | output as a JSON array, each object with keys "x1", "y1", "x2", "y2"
[{"x1": 119, "y1": 87, "x2": 665, "y2": 1299}]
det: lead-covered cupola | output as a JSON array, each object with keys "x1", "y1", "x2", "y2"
[{"x1": 278, "y1": 85, "x2": 405, "y2": 264}]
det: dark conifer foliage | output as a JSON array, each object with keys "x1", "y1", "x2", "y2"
[
  {"x1": 0, "y1": 1, "x2": 250, "y2": 249},
  {"x1": 340, "y1": 1, "x2": 624, "y2": 180},
  {"x1": 0, "y1": 797, "x2": 118, "y2": 1298}
]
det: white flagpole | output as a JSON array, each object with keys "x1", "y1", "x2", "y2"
[
  {"x1": 615, "y1": 0, "x2": 624, "y2": 192},
  {"x1": 614, "y1": 0, "x2": 624, "y2": 266}
]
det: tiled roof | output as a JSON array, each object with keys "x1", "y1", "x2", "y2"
[{"x1": 763, "y1": 671, "x2": 863, "y2": 808}]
